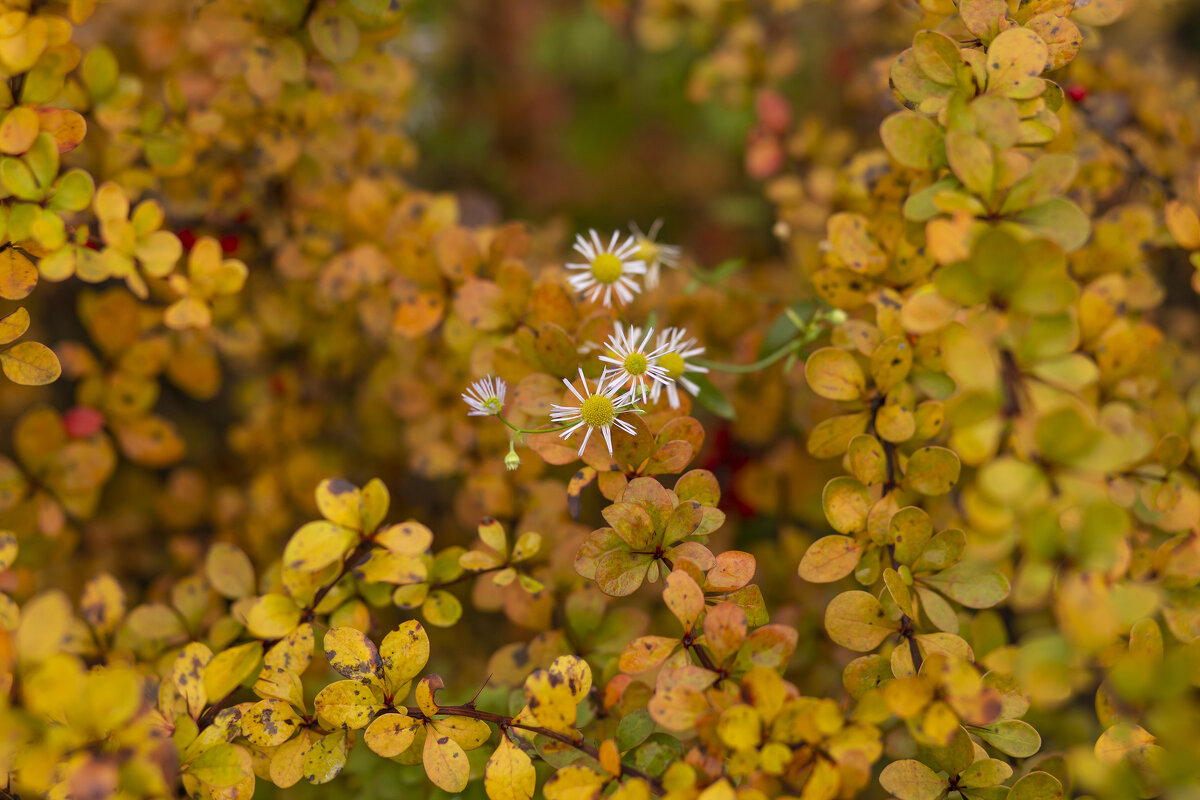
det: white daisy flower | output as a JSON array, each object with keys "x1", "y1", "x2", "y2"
[
  {"x1": 565, "y1": 229, "x2": 647, "y2": 308},
  {"x1": 630, "y1": 219, "x2": 681, "y2": 290},
  {"x1": 598, "y1": 323, "x2": 672, "y2": 404},
  {"x1": 462, "y1": 375, "x2": 507, "y2": 417},
  {"x1": 549, "y1": 368, "x2": 639, "y2": 455},
  {"x1": 648, "y1": 327, "x2": 708, "y2": 409}
]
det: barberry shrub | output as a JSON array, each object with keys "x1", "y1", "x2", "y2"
[{"x1": 0, "y1": 1, "x2": 1198, "y2": 800}]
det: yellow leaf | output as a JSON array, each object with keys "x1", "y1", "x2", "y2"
[
  {"x1": 716, "y1": 704, "x2": 762, "y2": 750},
  {"x1": 242, "y1": 698, "x2": 302, "y2": 747},
  {"x1": 0, "y1": 306, "x2": 29, "y2": 345},
  {"x1": 423, "y1": 726, "x2": 471, "y2": 793},
  {"x1": 822, "y1": 477, "x2": 870, "y2": 535},
  {"x1": 163, "y1": 296, "x2": 212, "y2": 330},
  {"x1": 416, "y1": 675, "x2": 443, "y2": 716},
  {"x1": 172, "y1": 642, "x2": 214, "y2": 719},
  {"x1": 0, "y1": 529, "x2": 17, "y2": 570},
  {"x1": 188, "y1": 743, "x2": 253, "y2": 789},
  {"x1": 663, "y1": 569, "x2": 704, "y2": 632},
  {"x1": 376, "y1": 520, "x2": 433, "y2": 555},
  {"x1": 205, "y1": 543, "x2": 256, "y2": 599},
  {"x1": 485, "y1": 735, "x2": 536, "y2": 800},
  {"x1": 823, "y1": 591, "x2": 899, "y2": 652},
  {"x1": 798, "y1": 535, "x2": 863, "y2": 583},
  {"x1": 323, "y1": 626, "x2": 384, "y2": 688},
  {"x1": 1165, "y1": 200, "x2": 1200, "y2": 250},
  {"x1": 618, "y1": 635, "x2": 678, "y2": 674},
  {"x1": 112, "y1": 415, "x2": 185, "y2": 467},
  {"x1": 365, "y1": 712, "x2": 420, "y2": 758},
  {"x1": 985, "y1": 28, "x2": 1049, "y2": 100},
  {"x1": 380, "y1": 620, "x2": 429, "y2": 697},
  {"x1": 599, "y1": 739, "x2": 621, "y2": 776},
  {"x1": 15, "y1": 589, "x2": 71, "y2": 665},
  {"x1": 1094, "y1": 721, "x2": 1156, "y2": 765},
  {"x1": 246, "y1": 594, "x2": 301, "y2": 640},
  {"x1": 543, "y1": 764, "x2": 606, "y2": 800},
  {"x1": 361, "y1": 478, "x2": 390, "y2": 533},
  {"x1": 315, "y1": 478, "x2": 363, "y2": 530},
  {"x1": 269, "y1": 729, "x2": 315, "y2": 788},
  {"x1": 37, "y1": 108, "x2": 87, "y2": 153},
  {"x1": 432, "y1": 715, "x2": 492, "y2": 750},
  {"x1": 303, "y1": 731, "x2": 347, "y2": 784},
  {"x1": 0, "y1": 107, "x2": 38, "y2": 154},
  {"x1": 283, "y1": 520, "x2": 357, "y2": 573},
  {"x1": 0, "y1": 248, "x2": 37, "y2": 300},
  {"x1": 203, "y1": 642, "x2": 263, "y2": 703},
  {"x1": 423, "y1": 589, "x2": 462, "y2": 627},
  {"x1": 804, "y1": 347, "x2": 865, "y2": 401},
  {"x1": 314, "y1": 679, "x2": 383, "y2": 730}
]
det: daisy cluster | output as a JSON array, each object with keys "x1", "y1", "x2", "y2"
[
  {"x1": 461, "y1": 222, "x2": 707, "y2": 458},
  {"x1": 566, "y1": 221, "x2": 680, "y2": 308}
]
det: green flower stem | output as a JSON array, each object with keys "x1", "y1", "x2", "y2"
[
  {"x1": 692, "y1": 338, "x2": 807, "y2": 375},
  {"x1": 494, "y1": 415, "x2": 577, "y2": 435}
]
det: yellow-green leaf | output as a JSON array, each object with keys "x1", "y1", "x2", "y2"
[
  {"x1": 805, "y1": 347, "x2": 865, "y2": 401},
  {"x1": 904, "y1": 446, "x2": 961, "y2": 496},
  {"x1": 878, "y1": 759, "x2": 948, "y2": 800},
  {"x1": 824, "y1": 591, "x2": 898, "y2": 652}
]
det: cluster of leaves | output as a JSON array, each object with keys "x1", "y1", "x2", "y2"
[{"x1": 1, "y1": 1, "x2": 1200, "y2": 800}]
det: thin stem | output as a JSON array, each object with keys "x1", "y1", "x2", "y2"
[
  {"x1": 407, "y1": 704, "x2": 663, "y2": 794},
  {"x1": 495, "y1": 415, "x2": 580, "y2": 436},
  {"x1": 196, "y1": 686, "x2": 244, "y2": 731},
  {"x1": 693, "y1": 339, "x2": 804, "y2": 375},
  {"x1": 687, "y1": 641, "x2": 719, "y2": 673}
]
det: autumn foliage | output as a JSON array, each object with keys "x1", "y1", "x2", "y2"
[{"x1": 1, "y1": 1, "x2": 1200, "y2": 799}]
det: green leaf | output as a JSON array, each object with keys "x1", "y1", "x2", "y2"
[
  {"x1": 921, "y1": 563, "x2": 1010, "y2": 609},
  {"x1": 1006, "y1": 197, "x2": 1091, "y2": 252},
  {"x1": 690, "y1": 373, "x2": 735, "y2": 421},
  {"x1": 904, "y1": 447, "x2": 961, "y2": 496},
  {"x1": 972, "y1": 719, "x2": 1042, "y2": 757},
  {"x1": 958, "y1": 758, "x2": 1012, "y2": 788},
  {"x1": 758, "y1": 301, "x2": 816, "y2": 358},
  {"x1": 1006, "y1": 771, "x2": 1063, "y2": 800}
]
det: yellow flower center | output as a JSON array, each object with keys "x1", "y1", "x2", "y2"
[
  {"x1": 580, "y1": 394, "x2": 616, "y2": 427},
  {"x1": 482, "y1": 396, "x2": 502, "y2": 414},
  {"x1": 590, "y1": 253, "x2": 623, "y2": 284},
  {"x1": 658, "y1": 352, "x2": 686, "y2": 379},
  {"x1": 637, "y1": 238, "x2": 659, "y2": 264},
  {"x1": 623, "y1": 352, "x2": 648, "y2": 376}
]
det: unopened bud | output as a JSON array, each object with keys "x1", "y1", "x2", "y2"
[{"x1": 505, "y1": 441, "x2": 521, "y2": 471}]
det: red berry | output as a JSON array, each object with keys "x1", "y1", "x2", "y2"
[
  {"x1": 1066, "y1": 84, "x2": 1088, "y2": 103},
  {"x1": 178, "y1": 229, "x2": 196, "y2": 250},
  {"x1": 63, "y1": 406, "x2": 105, "y2": 439},
  {"x1": 83, "y1": 240, "x2": 98, "y2": 250},
  {"x1": 220, "y1": 234, "x2": 239, "y2": 254}
]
